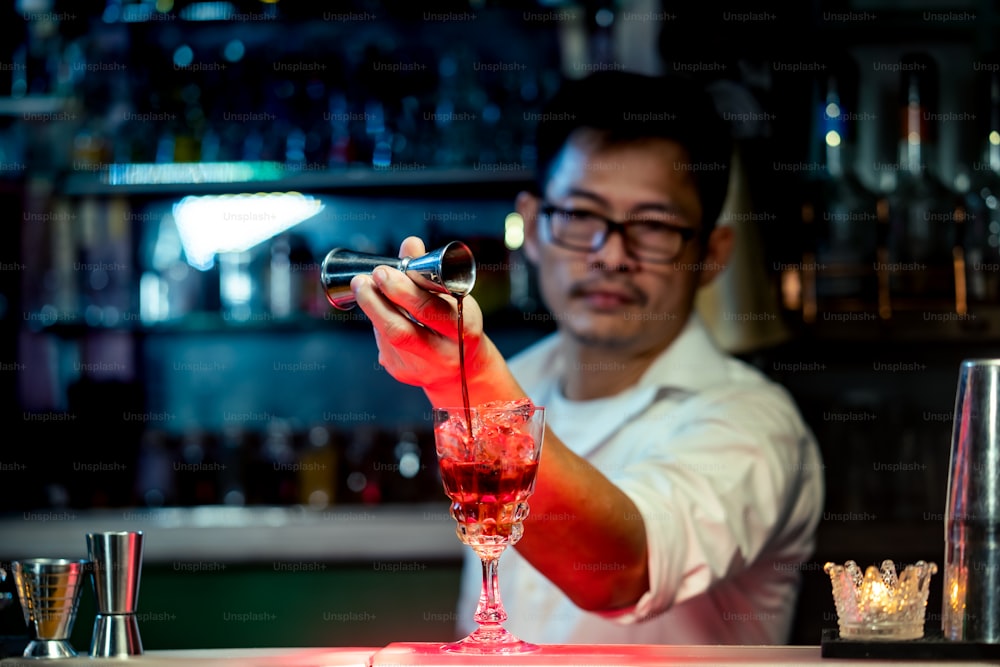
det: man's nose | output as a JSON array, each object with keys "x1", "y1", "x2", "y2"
[{"x1": 589, "y1": 226, "x2": 638, "y2": 271}]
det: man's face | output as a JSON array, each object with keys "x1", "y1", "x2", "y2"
[{"x1": 520, "y1": 131, "x2": 728, "y2": 354}]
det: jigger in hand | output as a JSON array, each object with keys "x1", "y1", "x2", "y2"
[
  {"x1": 88, "y1": 531, "x2": 144, "y2": 657},
  {"x1": 12, "y1": 558, "x2": 88, "y2": 658},
  {"x1": 321, "y1": 240, "x2": 476, "y2": 310}
]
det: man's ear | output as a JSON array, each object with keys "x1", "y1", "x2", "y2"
[
  {"x1": 698, "y1": 224, "x2": 735, "y2": 288},
  {"x1": 516, "y1": 191, "x2": 541, "y2": 265}
]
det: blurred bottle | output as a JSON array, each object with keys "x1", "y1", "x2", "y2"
[
  {"x1": 174, "y1": 429, "x2": 218, "y2": 506},
  {"x1": 155, "y1": 120, "x2": 176, "y2": 164},
  {"x1": 960, "y1": 56, "x2": 1000, "y2": 306},
  {"x1": 241, "y1": 122, "x2": 266, "y2": 162},
  {"x1": 77, "y1": 197, "x2": 131, "y2": 327},
  {"x1": 218, "y1": 251, "x2": 265, "y2": 323},
  {"x1": 134, "y1": 429, "x2": 176, "y2": 507},
  {"x1": 267, "y1": 235, "x2": 293, "y2": 319},
  {"x1": 16, "y1": 5, "x2": 58, "y2": 97},
  {"x1": 76, "y1": 196, "x2": 102, "y2": 324},
  {"x1": 379, "y1": 427, "x2": 425, "y2": 503},
  {"x1": 797, "y1": 51, "x2": 884, "y2": 321},
  {"x1": 174, "y1": 83, "x2": 206, "y2": 163},
  {"x1": 366, "y1": 98, "x2": 393, "y2": 168},
  {"x1": 48, "y1": 196, "x2": 79, "y2": 318},
  {"x1": 261, "y1": 419, "x2": 298, "y2": 505},
  {"x1": 433, "y1": 53, "x2": 464, "y2": 167},
  {"x1": 241, "y1": 428, "x2": 270, "y2": 505},
  {"x1": 217, "y1": 424, "x2": 247, "y2": 506},
  {"x1": 326, "y1": 91, "x2": 355, "y2": 167},
  {"x1": 298, "y1": 425, "x2": 338, "y2": 508},
  {"x1": 341, "y1": 424, "x2": 383, "y2": 505},
  {"x1": 285, "y1": 126, "x2": 307, "y2": 170},
  {"x1": 287, "y1": 233, "x2": 321, "y2": 316},
  {"x1": 885, "y1": 52, "x2": 963, "y2": 309}
]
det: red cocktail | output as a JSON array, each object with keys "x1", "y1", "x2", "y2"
[{"x1": 433, "y1": 400, "x2": 545, "y2": 654}]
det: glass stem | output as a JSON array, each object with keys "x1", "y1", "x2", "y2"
[{"x1": 475, "y1": 555, "x2": 506, "y2": 626}]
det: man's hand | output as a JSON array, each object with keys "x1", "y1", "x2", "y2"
[{"x1": 350, "y1": 236, "x2": 520, "y2": 408}]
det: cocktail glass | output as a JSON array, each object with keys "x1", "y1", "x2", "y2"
[{"x1": 433, "y1": 403, "x2": 545, "y2": 654}]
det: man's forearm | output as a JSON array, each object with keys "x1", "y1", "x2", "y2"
[{"x1": 514, "y1": 431, "x2": 650, "y2": 612}]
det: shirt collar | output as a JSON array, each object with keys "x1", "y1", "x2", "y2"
[
  {"x1": 510, "y1": 314, "x2": 732, "y2": 457},
  {"x1": 512, "y1": 313, "x2": 730, "y2": 398},
  {"x1": 635, "y1": 313, "x2": 732, "y2": 395}
]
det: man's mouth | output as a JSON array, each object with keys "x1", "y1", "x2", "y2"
[{"x1": 572, "y1": 284, "x2": 644, "y2": 310}]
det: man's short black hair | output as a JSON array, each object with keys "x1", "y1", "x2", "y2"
[{"x1": 533, "y1": 71, "x2": 733, "y2": 234}]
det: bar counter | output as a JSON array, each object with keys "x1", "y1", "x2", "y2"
[{"x1": 3, "y1": 642, "x2": 1000, "y2": 667}]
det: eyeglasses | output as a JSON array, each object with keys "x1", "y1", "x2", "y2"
[{"x1": 538, "y1": 203, "x2": 699, "y2": 264}]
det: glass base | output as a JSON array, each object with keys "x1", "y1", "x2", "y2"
[
  {"x1": 839, "y1": 621, "x2": 925, "y2": 641},
  {"x1": 24, "y1": 639, "x2": 78, "y2": 659},
  {"x1": 441, "y1": 623, "x2": 539, "y2": 654}
]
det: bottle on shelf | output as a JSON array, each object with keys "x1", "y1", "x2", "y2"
[
  {"x1": 378, "y1": 427, "x2": 424, "y2": 504},
  {"x1": 263, "y1": 418, "x2": 299, "y2": 505},
  {"x1": 796, "y1": 50, "x2": 884, "y2": 322},
  {"x1": 217, "y1": 424, "x2": 248, "y2": 506},
  {"x1": 297, "y1": 424, "x2": 338, "y2": 508},
  {"x1": 341, "y1": 424, "x2": 384, "y2": 505},
  {"x1": 174, "y1": 429, "x2": 218, "y2": 506},
  {"x1": 134, "y1": 429, "x2": 176, "y2": 507},
  {"x1": 267, "y1": 234, "x2": 293, "y2": 320},
  {"x1": 884, "y1": 52, "x2": 963, "y2": 312},
  {"x1": 959, "y1": 55, "x2": 1000, "y2": 307},
  {"x1": 286, "y1": 233, "x2": 322, "y2": 317}
]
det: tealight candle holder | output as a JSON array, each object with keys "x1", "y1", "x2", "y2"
[{"x1": 824, "y1": 559, "x2": 938, "y2": 641}]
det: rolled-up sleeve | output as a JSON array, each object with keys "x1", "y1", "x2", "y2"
[{"x1": 598, "y1": 383, "x2": 814, "y2": 625}]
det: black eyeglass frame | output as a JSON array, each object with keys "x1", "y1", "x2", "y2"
[{"x1": 537, "y1": 202, "x2": 700, "y2": 264}]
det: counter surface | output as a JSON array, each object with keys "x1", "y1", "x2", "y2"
[{"x1": 1, "y1": 643, "x2": 998, "y2": 667}]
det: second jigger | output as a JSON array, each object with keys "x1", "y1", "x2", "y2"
[
  {"x1": 87, "y1": 531, "x2": 144, "y2": 658},
  {"x1": 321, "y1": 240, "x2": 476, "y2": 310}
]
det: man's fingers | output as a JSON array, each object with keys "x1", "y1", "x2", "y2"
[
  {"x1": 351, "y1": 274, "x2": 424, "y2": 338},
  {"x1": 370, "y1": 266, "x2": 458, "y2": 338},
  {"x1": 399, "y1": 236, "x2": 427, "y2": 260}
]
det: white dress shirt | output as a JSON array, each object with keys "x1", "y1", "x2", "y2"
[{"x1": 456, "y1": 314, "x2": 825, "y2": 645}]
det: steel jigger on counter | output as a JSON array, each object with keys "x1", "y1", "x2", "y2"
[
  {"x1": 11, "y1": 558, "x2": 89, "y2": 659},
  {"x1": 321, "y1": 240, "x2": 477, "y2": 310},
  {"x1": 87, "y1": 530, "x2": 145, "y2": 658}
]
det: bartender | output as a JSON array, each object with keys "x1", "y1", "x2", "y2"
[{"x1": 350, "y1": 71, "x2": 825, "y2": 645}]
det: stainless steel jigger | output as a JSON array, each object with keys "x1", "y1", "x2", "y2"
[
  {"x1": 11, "y1": 558, "x2": 88, "y2": 658},
  {"x1": 87, "y1": 531, "x2": 144, "y2": 657},
  {"x1": 321, "y1": 240, "x2": 477, "y2": 310}
]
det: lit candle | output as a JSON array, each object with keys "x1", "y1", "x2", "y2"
[
  {"x1": 867, "y1": 579, "x2": 889, "y2": 612},
  {"x1": 825, "y1": 560, "x2": 938, "y2": 641}
]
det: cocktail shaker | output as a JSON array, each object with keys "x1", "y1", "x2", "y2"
[
  {"x1": 321, "y1": 240, "x2": 476, "y2": 310},
  {"x1": 943, "y1": 359, "x2": 1000, "y2": 643},
  {"x1": 87, "y1": 530, "x2": 144, "y2": 657}
]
